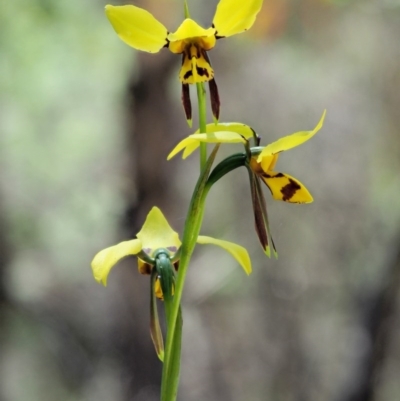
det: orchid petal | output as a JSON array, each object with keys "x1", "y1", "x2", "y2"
[
  {"x1": 168, "y1": 131, "x2": 248, "y2": 160},
  {"x1": 105, "y1": 5, "x2": 168, "y2": 53},
  {"x1": 213, "y1": 0, "x2": 263, "y2": 38},
  {"x1": 197, "y1": 235, "x2": 252, "y2": 275},
  {"x1": 194, "y1": 122, "x2": 255, "y2": 139},
  {"x1": 91, "y1": 239, "x2": 142, "y2": 286},
  {"x1": 261, "y1": 171, "x2": 313, "y2": 203},
  {"x1": 258, "y1": 110, "x2": 326, "y2": 160}
]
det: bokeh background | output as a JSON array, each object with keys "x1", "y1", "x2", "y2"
[{"x1": 2, "y1": 0, "x2": 400, "y2": 400}]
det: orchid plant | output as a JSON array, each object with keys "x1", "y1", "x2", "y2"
[{"x1": 91, "y1": 1, "x2": 325, "y2": 400}]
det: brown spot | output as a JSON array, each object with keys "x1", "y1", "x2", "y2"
[
  {"x1": 167, "y1": 246, "x2": 177, "y2": 253},
  {"x1": 138, "y1": 261, "x2": 152, "y2": 275},
  {"x1": 196, "y1": 66, "x2": 209, "y2": 77},
  {"x1": 183, "y1": 70, "x2": 193, "y2": 80},
  {"x1": 265, "y1": 172, "x2": 284, "y2": 178},
  {"x1": 142, "y1": 248, "x2": 151, "y2": 255},
  {"x1": 281, "y1": 179, "x2": 301, "y2": 201}
]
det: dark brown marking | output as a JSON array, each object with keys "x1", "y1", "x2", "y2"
[
  {"x1": 281, "y1": 179, "x2": 301, "y2": 201},
  {"x1": 141, "y1": 263, "x2": 152, "y2": 275},
  {"x1": 265, "y1": 172, "x2": 284, "y2": 178},
  {"x1": 196, "y1": 66, "x2": 209, "y2": 77},
  {"x1": 183, "y1": 70, "x2": 193, "y2": 80}
]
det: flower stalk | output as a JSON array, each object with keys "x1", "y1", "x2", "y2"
[{"x1": 161, "y1": 144, "x2": 219, "y2": 401}]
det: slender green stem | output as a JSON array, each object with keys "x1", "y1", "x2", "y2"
[
  {"x1": 161, "y1": 47, "x2": 211, "y2": 401},
  {"x1": 161, "y1": 296, "x2": 182, "y2": 401},
  {"x1": 160, "y1": 147, "x2": 218, "y2": 401},
  {"x1": 196, "y1": 82, "x2": 208, "y2": 171}
]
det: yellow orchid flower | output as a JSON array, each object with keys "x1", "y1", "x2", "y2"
[
  {"x1": 167, "y1": 111, "x2": 326, "y2": 256},
  {"x1": 91, "y1": 206, "x2": 252, "y2": 291},
  {"x1": 169, "y1": 112, "x2": 325, "y2": 202},
  {"x1": 105, "y1": 0, "x2": 264, "y2": 122},
  {"x1": 91, "y1": 206, "x2": 251, "y2": 360}
]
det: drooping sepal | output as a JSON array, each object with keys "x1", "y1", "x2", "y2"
[
  {"x1": 248, "y1": 169, "x2": 278, "y2": 258},
  {"x1": 208, "y1": 78, "x2": 220, "y2": 123},
  {"x1": 181, "y1": 83, "x2": 192, "y2": 127},
  {"x1": 197, "y1": 235, "x2": 252, "y2": 275},
  {"x1": 91, "y1": 239, "x2": 142, "y2": 286},
  {"x1": 150, "y1": 269, "x2": 165, "y2": 361}
]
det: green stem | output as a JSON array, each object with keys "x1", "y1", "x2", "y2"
[
  {"x1": 161, "y1": 58, "x2": 211, "y2": 401},
  {"x1": 160, "y1": 146, "x2": 218, "y2": 401},
  {"x1": 161, "y1": 297, "x2": 182, "y2": 401},
  {"x1": 196, "y1": 82, "x2": 207, "y2": 171}
]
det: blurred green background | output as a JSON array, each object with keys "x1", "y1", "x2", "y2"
[{"x1": 2, "y1": 0, "x2": 400, "y2": 400}]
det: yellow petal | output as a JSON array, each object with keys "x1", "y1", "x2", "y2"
[
  {"x1": 167, "y1": 137, "x2": 197, "y2": 160},
  {"x1": 168, "y1": 19, "x2": 215, "y2": 42},
  {"x1": 258, "y1": 110, "x2": 326, "y2": 161},
  {"x1": 197, "y1": 235, "x2": 252, "y2": 275},
  {"x1": 168, "y1": 131, "x2": 248, "y2": 160},
  {"x1": 105, "y1": 5, "x2": 168, "y2": 53},
  {"x1": 261, "y1": 171, "x2": 313, "y2": 203},
  {"x1": 136, "y1": 207, "x2": 181, "y2": 256},
  {"x1": 213, "y1": 0, "x2": 263, "y2": 37},
  {"x1": 194, "y1": 122, "x2": 255, "y2": 139},
  {"x1": 91, "y1": 239, "x2": 142, "y2": 286}
]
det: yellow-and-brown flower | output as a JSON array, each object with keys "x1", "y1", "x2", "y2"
[
  {"x1": 167, "y1": 111, "x2": 326, "y2": 256},
  {"x1": 105, "y1": 0, "x2": 264, "y2": 123},
  {"x1": 91, "y1": 206, "x2": 251, "y2": 359}
]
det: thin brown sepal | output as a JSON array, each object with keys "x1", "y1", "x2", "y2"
[
  {"x1": 181, "y1": 83, "x2": 192, "y2": 127},
  {"x1": 248, "y1": 170, "x2": 270, "y2": 256},
  {"x1": 150, "y1": 270, "x2": 164, "y2": 361},
  {"x1": 208, "y1": 78, "x2": 220, "y2": 123},
  {"x1": 254, "y1": 175, "x2": 278, "y2": 258}
]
